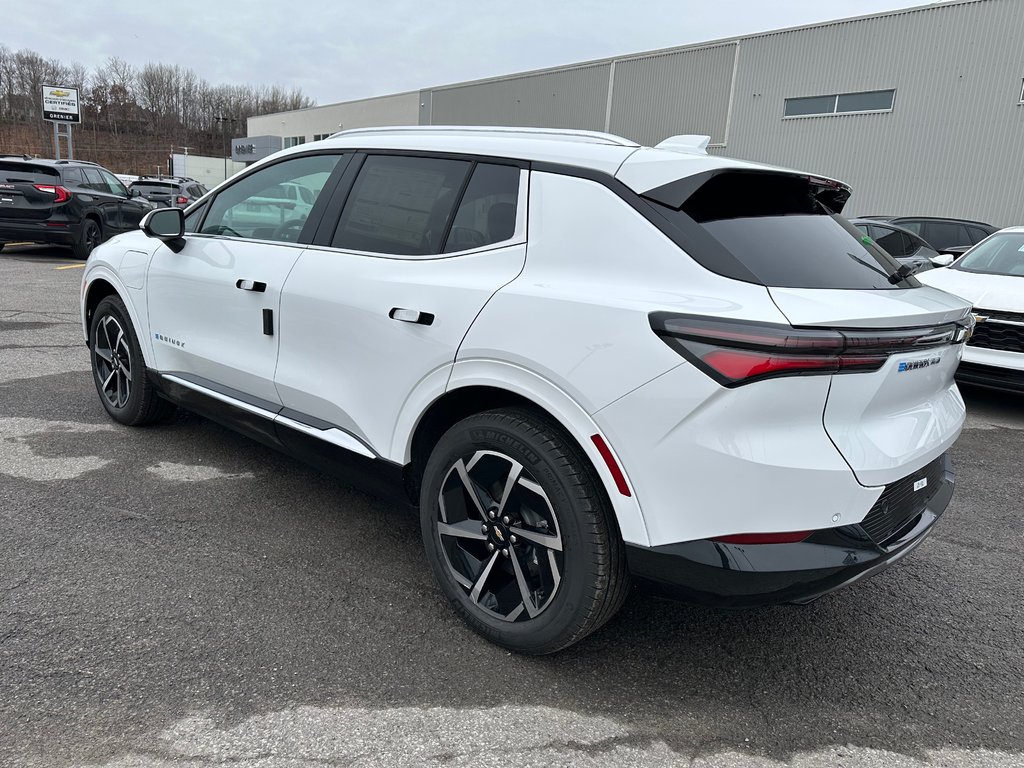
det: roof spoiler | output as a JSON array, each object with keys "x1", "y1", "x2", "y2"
[{"x1": 654, "y1": 135, "x2": 712, "y2": 155}]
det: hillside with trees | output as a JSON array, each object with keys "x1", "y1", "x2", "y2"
[{"x1": 0, "y1": 46, "x2": 314, "y2": 175}]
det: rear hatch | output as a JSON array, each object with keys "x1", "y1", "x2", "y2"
[
  {"x1": 640, "y1": 169, "x2": 973, "y2": 487},
  {"x1": 0, "y1": 161, "x2": 64, "y2": 221},
  {"x1": 130, "y1": 181, "x2": 177, "y2": 207}
]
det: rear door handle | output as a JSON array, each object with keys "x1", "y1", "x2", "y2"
[
  {"x1": 389, "y1": 307, "x2": 434, "y2": 326},
  {"x1": 236, "y1": 279, "x2": 267, "y2": 292}
]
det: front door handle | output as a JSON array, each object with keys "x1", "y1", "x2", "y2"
[
  {"x1": 236, "y1": 279, "x2": 267, "y2": 292},
  {"x1": 389, "y1": 307, "x2": 434, "y2": 326}
]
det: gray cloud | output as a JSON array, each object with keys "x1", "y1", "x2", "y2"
[{"x1": 10, "y1": 0, "x2": 927, "y2": 104}]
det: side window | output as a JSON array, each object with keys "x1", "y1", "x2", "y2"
[
  {"x1": 923, "y1": 222, "x2": 968, "y2": 249},
  {"x1": 332, "y1": 155, "x2": 471, "y2": 256},
  {"x1": 873, "y1": 227, "x2": 911, "y2": 257},
  {"x1": 183, "y1": 202, "x2": 208, "y2": 233},
  {"x1": 442, "y1": 164, "x2": 521, "y2": 253},
  {"x1": 967, "y1": 225, "x2": 990, "y2": 244},
  {"x1": 99, "y1": 170, "x2": 129, "y2": 198},
  {"x1": 62, "y1": 168, "x2": 85, "y2": 187},
  {"x1": 898, "y1": 220, "x2": 922, "y2": 236},
  {"x1": 82, "y1": 168, "x2": 108, "y2": 193},
  {"x1": 200, "y1": 153, "x2": 342, "y2": 243}
]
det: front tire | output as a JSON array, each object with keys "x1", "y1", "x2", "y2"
[
  {"x1": 89, "y1": 296, "x2": 176, "y2": 426},
  {"x1": 420, "y1": 408, "x2": 629, "y2": 654}
]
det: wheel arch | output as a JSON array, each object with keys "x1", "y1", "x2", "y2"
[
  {"x1": 401, "y1": 362, "x2": 650, "y2": 546},
  {"x1": 82, "y1": 271, "x2": 152, "y2": 366}
]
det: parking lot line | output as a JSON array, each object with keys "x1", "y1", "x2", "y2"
[{"x1": 54, "y1": 263, "x2": 85, "y2": 270}]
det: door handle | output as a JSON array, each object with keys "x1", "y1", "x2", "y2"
[
  {"x1": 389, "y1": 307, "x2": 434, "y2": 326},
  {"x1": 236, "y1": 279, "x2": 267, "y2": 292}
]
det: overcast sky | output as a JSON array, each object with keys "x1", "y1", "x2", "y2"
[{"x1": 12, "y1": 0, "x2": 931, "y2": 105}]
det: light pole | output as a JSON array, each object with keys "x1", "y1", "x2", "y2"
[{"x1": 213, "y1": 116, "x2": 237, "y2": 181}]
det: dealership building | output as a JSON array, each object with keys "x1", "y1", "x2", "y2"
[{"x1": 241, "y1": 0, "x2": 1023, "y2": 225}]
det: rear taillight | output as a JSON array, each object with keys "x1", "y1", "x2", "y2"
[
  {"x1": 176, "y1": 196, "x2": 189, "y2": 205},
  {"x1": 650, "y1": 312, "x2": 972, "y2": 387},
  {"x1": 33, "y1": 184, "x2": 72, "y2": 203},
  {"x1": 712, "y1": 531, "x2": 813, "y2": 545}
]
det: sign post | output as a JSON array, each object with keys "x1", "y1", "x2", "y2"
[{"x1": 41, "y1": 85, "x2": 81, "y2": 160}]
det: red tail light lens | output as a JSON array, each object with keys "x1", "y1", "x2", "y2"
[
  {"x1": 713, "y1": 531, "x2": 813, "y2": 545},
  {"x1": 34, "y1": 184, "x2": 72, "y2": 204},
  {"x1": 650, "y1": 312, "x2": 969, "y2": 387},
  {"x1": 176, "y1": 196, "x2": 189, "y2": 205}
]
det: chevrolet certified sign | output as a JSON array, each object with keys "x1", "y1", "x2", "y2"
[{"x1": 41, "y1": 85, "x2": 81, "y2": 124}]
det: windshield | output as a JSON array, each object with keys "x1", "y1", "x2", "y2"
[{"x1": 952, "y1": 232, "x2": 1024, "y2": 277}]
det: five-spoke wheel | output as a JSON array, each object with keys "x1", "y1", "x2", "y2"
[
  {"x1": 420, "y1": 408, "x2": 629, "y2": 654},
  {"x1": 89, "y1": 296, "x2": 176, "y2": 426}
]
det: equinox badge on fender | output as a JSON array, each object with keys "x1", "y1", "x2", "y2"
[{"x1": 898, "y1": 357, "x2": 941, "y2": 372}]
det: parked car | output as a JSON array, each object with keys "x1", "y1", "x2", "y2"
[
  {"x1": 917, "y1": 226, "x2": 1024, "y2": 392},
  {"x1": 81, "y1": 126, "x2": 974, "y2": 653},
  {"x1": 862, "y1": 215, "x2": 999, "y2": 256},
  {"x1": 849, "y1": 218, "x2": 940, "y2": 273},
  {"x1": 129, "y1": 176, "x2": 207, "y2": 209},
  {"x1": 0, "y1": 155, "x2": 153, "y2": 258}
]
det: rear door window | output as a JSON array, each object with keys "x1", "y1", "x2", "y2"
[
  {"x1": 442, "y1": 163, "x2": 521, "y2": 253},
  {"x1": 646, "y1": 171, "x2": 910, "y2": 290},
  {"x1": 967, "y1": 225, "x2": 991, "y2": 244},
  {"x1": 920, "y1": 222, "x2": 970, "y2": 249},
  {"x1": 872, "y1": 226, "x2": 912, "y2": 257},
  {"x1": 332, "y1": 155, "x2": 471, "y2": 256}
]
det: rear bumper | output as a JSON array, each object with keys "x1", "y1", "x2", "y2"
[
  {"x1": 0, "y1": 218, "x2": 78, "y2": 246},
  {"x1": 626, "y1": 454, "x2": 953, "y2": 607}
]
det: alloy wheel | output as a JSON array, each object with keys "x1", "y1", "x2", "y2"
[
  {"x1": 93, "y1": 314, "x2": 132, "y2": 408},
  {"x1": 436, "y1": 450, "x2": 564, "y2": 621}
]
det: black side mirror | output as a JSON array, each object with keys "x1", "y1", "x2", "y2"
[{"x1": 141, "y1": 208, "x2": 185, "y2": 252}]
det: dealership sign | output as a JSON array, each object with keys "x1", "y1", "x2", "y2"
[{"x1": 41, "y1": 85, "x2": 81, "y2": 123}]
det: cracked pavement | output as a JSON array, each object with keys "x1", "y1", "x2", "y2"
[{"x1": 1, "y1": 245, "x2": 1022, "y2": 767}]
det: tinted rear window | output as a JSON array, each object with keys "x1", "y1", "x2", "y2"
[
  {"x1": 0, "y1": 162, "x2": 58, "y2": 184},
  {"x1": 131, "y1": 183, "x2": 177, "y2": 194},
  {"x1": 647, "y1": 171, "x2": 914, "y2": 290}
]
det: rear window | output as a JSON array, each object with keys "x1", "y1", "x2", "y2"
[
  {"x1": 0, "y1": 162, "x2": 58, "y2": 184},
  {"x1": 646, "y1": 171, "x2": 915, "y2": 290},
  {"x1": 130, "y1": 182, "x2": 177, "y2": 194}
]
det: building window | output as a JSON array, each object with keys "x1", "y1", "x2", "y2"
[
  {"x1": 312, "y1": 133, "x2": 332, "y2": 141},
  {"x1": 283, "y1": 136, "x2": 306, "y2": 149},
  {"x1": 784, "y1": 89, "x2": 895, "y2": 118},
  {"x1": 1019, "y1": 78, "x2": 1024, "y2": 103}
]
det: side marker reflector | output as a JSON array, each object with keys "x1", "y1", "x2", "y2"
[{"x1": 590, "y1": 434, "x2": 631, "y2": 497}]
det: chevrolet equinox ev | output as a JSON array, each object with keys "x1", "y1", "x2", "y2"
[{"x1": 81, "y1": 127, "x2": 973, "y2": 654}]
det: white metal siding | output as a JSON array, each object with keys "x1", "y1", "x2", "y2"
[
  {"x1": 427, "y1": 65, "x2": 611, "y2": 131},
  {"x1": 608, "y1": 44, "x2": 736, "y2": 146}
]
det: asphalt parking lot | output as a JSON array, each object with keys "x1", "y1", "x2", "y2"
[{"x1": 1, "y1": 244, "x2": 1023, "y2": 768}]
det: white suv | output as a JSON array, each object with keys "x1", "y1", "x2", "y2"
[{"x1": 81, "y1": 126, "x2": 974, "y2": 654}]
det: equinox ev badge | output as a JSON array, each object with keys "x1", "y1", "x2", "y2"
[{"x1": 898, "y1": 357, "x2": 941, "y2": 372}]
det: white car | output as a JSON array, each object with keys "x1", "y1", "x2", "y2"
[
  {"x1": 918, "y1": 226, "x2": 1024, "y2": 393},
  {"x1": 81, "y1": 126, "x2": 973, "y2": 654}
]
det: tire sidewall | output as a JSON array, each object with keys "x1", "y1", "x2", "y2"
[
  {"x1": 89, "y1": 296, "x2": 147, "y2": 425},
  {"x1": 420, "y1": 410, "x2": 603, "y2": 652}
]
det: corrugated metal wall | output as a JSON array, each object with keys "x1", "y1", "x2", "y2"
[
  {"x1": 427, "y1": 64, "x2": 611, "y2": 131},
  {"x1": 608, "y1": 44, "x2": 736, "y2": 146},
  {"x1": 720, "y1": 0, "x2": 1024, "y2": 224},
  {"x1": 259, "y1": 0, "x2": 1020, "y2": 227}
]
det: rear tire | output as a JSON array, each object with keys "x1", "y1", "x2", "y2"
[
  {"x1": 73, "y1": 219, "x2": 102, "y2": 260},
  {"x1": 420, "y1": 408, "x2": 630, "y2": 654},
  {"x1": 89, "y1": 295, "x2": 176, "y2": 426}
]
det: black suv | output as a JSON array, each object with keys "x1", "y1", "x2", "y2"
[
  {"x1": 0, "y1": 155, "x2": 154, "y2": 259},
  {"x1": 128, "y1": 176, "x2": 207, "y2": 209}
]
